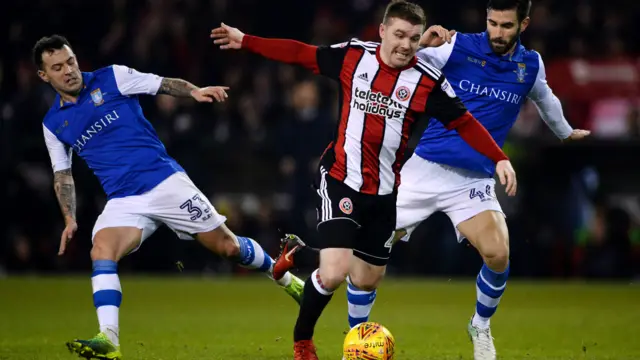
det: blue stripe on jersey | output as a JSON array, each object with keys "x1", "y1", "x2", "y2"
[{"x1": 414, "y1": 32, "x2": 540, "y2": 176}]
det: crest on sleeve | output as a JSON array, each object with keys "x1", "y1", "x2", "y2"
[
  {"x1": 90, "y1": 88, "x2": 104, "y2": 106},
  {"x1": 331, "y1": 41, "x2": 349, "y2": 49},
  {"x1": 441, "y1": 79, "x2": 457, "y2": 98}
]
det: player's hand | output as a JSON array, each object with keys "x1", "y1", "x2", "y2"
[
  {"x1": 562, "y1": 129, "x2": 591, "y2": 142},
  {"x1": 210, "y1": 23, "x2": 245, "y2": 50},
  {"x1": 58, "y1": 220, "x2": 77, "y2": 256},
  {"x1": 495, "y1": 160, "x2": 517, "y2": 197},
  {"x1": 191, "y1": 86, "x2": 229, "y2": 103},
  {"x1": 420, "y1": 25, "x2": 456, "y2": 48}
]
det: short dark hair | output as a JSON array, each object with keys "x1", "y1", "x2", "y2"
[
  {"x1": 32, "y1": 35, "x2": 72, "y2": 70},
  {"x1": 383, "y1": 0, "x2": 427, "y2": 27},
  {"x1": 487, "y1": 0, "x2": 532, "y2": 22}
]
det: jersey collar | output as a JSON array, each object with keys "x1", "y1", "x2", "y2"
[
  {"x1": 481, "y1": 31, "x2": 525, "y2": 62},
  {"x1": 375, "y1": 46, "x2": 418, "y2": 73},
  {"x1": 56, "y1": 71, "x2": 96, "y2": 109}
]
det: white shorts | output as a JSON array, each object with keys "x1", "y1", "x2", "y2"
[
  {"x1": 396, "y1": 154, "x2": 504, "y2": 242},
  {"x1": 92, "y1": 172, "x2": 227, "y2": 248}
]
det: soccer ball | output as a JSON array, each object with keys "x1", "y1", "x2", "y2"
[{"x1": 343, "y1": 322, "x2": 395, "y2": 360}]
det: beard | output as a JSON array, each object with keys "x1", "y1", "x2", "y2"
[{"x1": 489, "y1": 26, "x2": 521, "y2": 55}]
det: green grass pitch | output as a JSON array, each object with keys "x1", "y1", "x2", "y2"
[{"x1": 1, "y1": 276, "x2": 639, "y2": 359}]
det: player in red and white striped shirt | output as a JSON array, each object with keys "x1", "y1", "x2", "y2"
[{"x1": 212, "y1": 2, "x2": 516, "y2": 358}]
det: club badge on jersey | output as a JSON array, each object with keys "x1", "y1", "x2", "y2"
[
  {"x1": 91, "y1": 88, "x2": 104, "y2": 106},
  {"x1": 514, "y1": 63, "x2": 527, "y2": 83}
]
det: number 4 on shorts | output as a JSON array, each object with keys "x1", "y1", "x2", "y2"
[{"x1": 384, "y1": 232, "x2": 395, "y2": 253}]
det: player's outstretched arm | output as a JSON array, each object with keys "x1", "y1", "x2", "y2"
[
  {"x1": 158, "y1": 78, "x2": 229, "y2": 103},
  {"x1": 211, "y1": 23, "x2": 320, "y2": 72},
  {"x1": 111, "y1": 65, "x2": 228, "y2": 103}
]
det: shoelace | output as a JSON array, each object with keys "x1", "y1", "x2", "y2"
[{"x1": 476, "y1": 328, "x2": 495, "y2": 353}]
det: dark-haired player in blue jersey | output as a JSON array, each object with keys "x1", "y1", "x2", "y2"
[
  {"x1": 342, "y1": 1, "x2": 590, "y2": 359},
  {"x1": 34, "y1": 34, "x2": 304, "y2": 360}
]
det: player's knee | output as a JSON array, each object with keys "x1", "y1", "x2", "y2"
[
  {"x1": 318, "y1": 265, "x2": 349, "y2": 290},
  {"x1": 196, "y1": 227, "x2": 240, "y2": 258},
  {"x1": 319, "y1": 266, "x2": 349, "y2": 290},
  {"x1": 219, "y1": 233, "x2": 240, "y2": 258},
  {"x1": 479, "y1": 234, "x2": 510, "y2": 271},
  {"x1": 317, "y1": 248, "x2": 351, "y2": 289},
  {"x1": 349, "y1": 275, "x2": 382, "y2": 292},
  {"x1": 90, "y1": 238, "x2": 117, "y2": 261},
  {"x1": 349, "y1": 268, "x2": 385, "y2": 291}
]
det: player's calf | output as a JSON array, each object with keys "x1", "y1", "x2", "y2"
[
  {"x1": 458, "y1": 210, "x2": 509, "y2": 330},
  {"x1": 345, "y1": 256, "x2": 385, "y2": 328},
  {"x1": 295, "y1": 248, "x2": 351, "y2": 342},
  {"x1": 85, "y1": 227, "x2": 143, "y2": 350},
  {"x1": 196, "y1": 224, "x2": 297, "y2": 287}
]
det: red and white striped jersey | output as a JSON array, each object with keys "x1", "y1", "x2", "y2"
[{"x1": 316, "y1": 39, "x2": 467, "y2": 195}]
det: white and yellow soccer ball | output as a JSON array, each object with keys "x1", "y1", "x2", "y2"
[{"x1": 343, "y1": 322, "x2": 395, "y2": 360}]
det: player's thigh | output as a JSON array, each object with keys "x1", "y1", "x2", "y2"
[
  {"x1": 395, "y1": 154, "x2": 441, "y2": 242},
  {"x1": 143, "y1": 172, "x2": 228, "y2": 241},
  {"x1": 435, "y1": 169, "x2": 504, "y2": 244},
  {"x1": 456, "y1": 210, "x2": 509, "y2": 259},
  {"x1": 92, "y1": 197, "x2": 161, "y2": 260},
  {"x1": 352, "y1": 192, "x2": 396, "y2": 271}
]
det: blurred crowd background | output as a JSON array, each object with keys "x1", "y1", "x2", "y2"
[{"x1": 2, "y1": 0, "x2": 639, "y2": 279}]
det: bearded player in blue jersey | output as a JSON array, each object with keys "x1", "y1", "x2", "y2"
[
  {"x1": 34, "y1": 35, "x2": 304, "y2": 360},
  {"x1": 334, "y1": 1, "x2": 591, "y2": 359}
]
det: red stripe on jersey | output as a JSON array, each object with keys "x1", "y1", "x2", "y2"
[
  {"x1": 393, "y1": 74, "x2": 436, "y2": 188},
  {"x1": 393, "y1": 111, "x2": 415, "y2": 188},
  {"x1": 360, "y1": 70, "x2": 400, "y2": 194},
  {"x1": 409, "y1": 74, "x2": 435, "y2": 112},
  {"x1": 329, "y1": 47, "x2": 365, "y2": 181}
]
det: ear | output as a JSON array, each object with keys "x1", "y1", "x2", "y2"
[
  {"x1": 520, "y1": 17, "x2": 530, "y2": 33},
  {"x1": 37, "y1": 69, "x2": 49, "y2": 83},
  {"x1": 379, "y1": 23, "x2": 386, "y2": 39}
]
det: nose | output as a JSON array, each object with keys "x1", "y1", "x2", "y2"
[
  {"x1": 64, "y1": 64, "x2": 74, "y2": 74},
  {"x1": 399, "y1": 38, "x2": 411, "y2": 50}
]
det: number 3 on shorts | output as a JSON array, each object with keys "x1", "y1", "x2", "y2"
[{"x1": 384, "y1": 231, "x2": 395, "y2": 253}]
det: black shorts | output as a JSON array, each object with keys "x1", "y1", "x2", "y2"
[{"x1": 314, "y1": 167, "x2": 396, "y2": 266}]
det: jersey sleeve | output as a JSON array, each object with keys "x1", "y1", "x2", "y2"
[
  {"x1": 43, "y1": 124, "x2": 72, "y2": 172},
  {"x1": 315, "y1": 41, "x2": 350, "y2": 80},
  {"x1": 112, "y1": 64, "x2": 163, "y2": 96},
  {"x1": 526, "y1": 53, "x2": 573, "y2": 139},
  {"x1": 416, "y1": 33, "x2": 456, "y2": 70},
  {"x1": 424, "y1": 76, "x2": 467, "y2": 126},
  {"x1": 241, "y1": 36, "x2": 347, "y2": 79}
]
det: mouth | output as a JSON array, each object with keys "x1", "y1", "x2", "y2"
[
  {"x1": 65, "y1": 77, "x2": 78, "y2": 85},
  {"x1": 394, "y1": 51, "x2": 411, "y2": 61}
]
